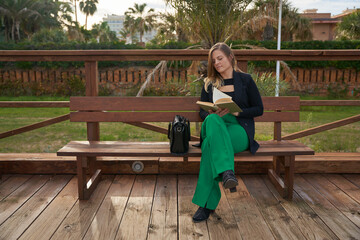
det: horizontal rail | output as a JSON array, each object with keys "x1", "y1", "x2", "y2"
[
  {"x1": 1, "y1": 100, "x2": 359, "y2": 108},
  {"x1": 127, "y1": 122, "x2": 200, "y2": 141},
  {"x1": 0, "y1": 114, "x2": 70, "y2": 139},
  {"x1": 0, "y1": 101, "x2": 69, "y2": 108},
  {"x1": 282, "y1": 114, "x2": 360, "y2": 140},
  {"x1": 300, "y1": 100, "x2": 360, "y2": 106},
  {"x1": 1, "y1": 49, "x2": 360, "y2": 61}
]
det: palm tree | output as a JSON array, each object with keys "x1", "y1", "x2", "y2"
[
  {"x1": 79, "y1": 0, "x2": 98, "y2": 29},
  {"x1": 240, "y1": 0, "x2": 312, "y2": 41},
  {"x1": 336, "y1": 10, "x2": 360, "y2": 40},
  {"x1": 125, "y1": 3, "x2": 157, "y2": 44},
  {"x1": 0, "y1": 0, "x2": 41, "y2": 41},
  {"x1": 155, "y1": 12, "x2": 188, "y2": 43},
  {"x1": 71, "y1": 0, "x2": 78, "y2": 23},
  {"x1": 91, "y1": 22, "x2": 118, "y2": 42},
  {"x1": 165, "y1": 0, "x2": 252, "y2": 48}
]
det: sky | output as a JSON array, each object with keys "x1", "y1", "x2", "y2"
[{"x1": 77, "y1": 0, "x2": 360, "y2": 28}]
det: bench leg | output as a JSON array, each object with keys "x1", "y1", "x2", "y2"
[
  {"x1": 268, "y1": 155, "x2": 295, "y2": 200},
  {"x1": 284, "y1": 155, "x2": 295, "y2": 200},
  {"x1": 76, "y1": 156, "x2": 102, "y2": 200}
]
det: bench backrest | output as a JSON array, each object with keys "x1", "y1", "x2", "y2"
[{"x1": 69, "y1": 96, "x2": 300, "y2": 123}]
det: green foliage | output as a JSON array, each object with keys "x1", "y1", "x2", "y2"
[
  {"x1": 143, "y1": 81, "x2": 189, "y2": 96},
  {"x1": 30, "y1": 28, "x2": 68, "y2": 43},
  {"x1": 0, "y1": 75, "x2": 86, "y2": 96},
  {"x1": 55, "y1": 75, "x2": 85, "y2": 96},
  {"x1": 335, "y1": 10, "x2": 360, "y2": 40},
  {"x1": 326, "y1": 82, "x2": 349, "y2": 99},
  {"x1": 0, "y1": 79, "x2": 26, "y2": 96},
  {"x1": 248, "y1": 65, "x2": 289, "y2": 96}
]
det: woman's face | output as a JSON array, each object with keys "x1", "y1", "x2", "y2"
[{"x1": 211, "y1": 49, "x2": 233, "y2": 76}]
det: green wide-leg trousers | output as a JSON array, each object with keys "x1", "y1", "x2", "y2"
[{"x1": 192, "y1": 113, "x2": 249, "y2": 210}]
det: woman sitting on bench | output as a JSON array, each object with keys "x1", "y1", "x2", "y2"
[{"x1": 192, "y1": 42, "x2": 264, "y2": 222}]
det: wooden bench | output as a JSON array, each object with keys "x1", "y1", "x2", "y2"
[{"x1": 57, "y1": 96, "x2": 314, "y2": 200}]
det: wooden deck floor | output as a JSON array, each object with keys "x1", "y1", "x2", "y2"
[{"x1": 0, "y1": 174, "x2": 360, "y2": 240}]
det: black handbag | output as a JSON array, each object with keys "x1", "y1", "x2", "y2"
[{"x1": 168, "y1": 115, "x2": 191, "y2": 155}]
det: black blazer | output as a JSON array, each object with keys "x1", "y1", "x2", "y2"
[{"x1": 199, "y1": 71, "x2": 264, "y2": 154}]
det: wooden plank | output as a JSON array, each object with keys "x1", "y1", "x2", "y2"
[
  {"x1": 241, "y1": 175, "x2": 305, "y2": 239},
  {"x1": 0, "y1": 174, "x2": 11, "y2": 183},
  {"x1": 282, "y1": 114, "x2": 360, "y2": 140},
  {"x1": 224, "y1": 175, "x2": 274, "y2": 239},
  {"x1": 148, "y1": 175, "x2": 178, "y2": 240},
  {"x1": 127, "y1": 122, "x2": 200, "y2": 141},
  {"x1": 178, "y1": 175, "x2": 209, "y2": 240},
  {"x1": 0, "y1": 101, "x2": 69, "y2": 108},
  {"x1": 0, "y1": 175, "x2": 32, "y2": 201},
  {"x1": 325, "y1": 174, "x2": 360, "y2": 205},
  {"x1": 344, "y1": 174, "x2": 360, "y2": 188},
  {"x1": 0, "y1": 175, "x2": 49, "y2": 225},
  {"x1": 83, "y1": 175, "x2": 135, "y2": 240},
  {"x1": 70, "y1": 111, "x2": 299, "y2": 123},
  {"x1": 1, "y1": 49, "x2": 359, "y2": 61},
  {"x1": 300, "y1": 100, "x2": 360, "y2": 106},
  {"x1": 294, "y1": 174, "x2": 360, "y2": 239},
  {"x1": 85, "y1": 61, "x2": 99, "y2": 142},
  {"x1": 206, "y1": 183, "x2": 242, "y2": 240},
  {"x1": 262, "y1": 175, "x2": 338, "y2": 240},
  {"x1": 70, "y1": 96, "x2": 300, "y2": 111},
  {"x1": 0, "y1": 175, "x2": 72, "y2": 240},
  {"x1": 304, "y1": 174, "x2": 360, "y2": 227},
  {"x1": 115, "y1": 175, "x2": 156, "y2": 240},
  {"x1": 51, "y1": 175, "x2": 114, "y2": 240},
  {"x1": 0, "y1": 114, "x2": 70, "y2": 139},
  {"x1": 19, "y1": 176, "x2": 78, "y2": 240},
  {"x1": 57, "y1": 140, "x2": 314, "y2": 157}
]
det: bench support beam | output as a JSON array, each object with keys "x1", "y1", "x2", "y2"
[
  {"x1": 76, "y1": 156, "x2": 102, "y2": 200},
  {"x1": 268, "y1": 155, "x2": 294, "y2": 200}
]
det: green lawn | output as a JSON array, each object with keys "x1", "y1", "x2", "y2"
[{"x1": 0, "y1": 96, "x2": 359, "y2": 153}]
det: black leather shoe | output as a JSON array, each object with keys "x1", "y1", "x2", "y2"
[
  {"x1": 192, "y1": 207, "x2": 214, "y2": 223},
  {"x1": 222, "y1": 170, "x2": 238, "y2": 190}
]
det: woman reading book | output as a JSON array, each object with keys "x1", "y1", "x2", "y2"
[{"x1": 192, "y1": 42, "x2": 264, "y2": 222}]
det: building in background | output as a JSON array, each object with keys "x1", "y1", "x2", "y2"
[
  {"x1": 301, "y1": 8, "x2": 359, "y2": 41},
  {"x1": 102, "y1": 14, "x2": 125, "y2": 39},
  {"x1": 102, "y1": 14, "x2": 156, "y2": 43}
]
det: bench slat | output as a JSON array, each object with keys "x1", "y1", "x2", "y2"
[
  {"x1": 70, "y1": 111, "x2": 299, "y2": 122},
  {"x1": 70, "y1": 96, "x2": 300, "y2": 111},
  {"x1": 57, "y1": 140, "x2": 314, "y2": 157}
]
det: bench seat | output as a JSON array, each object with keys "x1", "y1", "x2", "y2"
[{"x1": 58, "y1": 140, "x2": 314, "y2": 157}]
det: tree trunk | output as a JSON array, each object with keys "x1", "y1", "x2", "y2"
[
  {"x1": 74, "y1": 0, "x2": 78, "y2": 23},
  {"x1": 16, "y1": 21, "x2": 21, "y2": 41},
  {"x1": 85, "y1": 14, "x2": 88, "y2": 29},
  {"x1": 11, "y1": 18, "x2": 15, "y2": 41}
]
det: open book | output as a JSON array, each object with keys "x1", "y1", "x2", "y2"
[{"x1": 196, "y1": 88, "x2": 242, "y2": 113}]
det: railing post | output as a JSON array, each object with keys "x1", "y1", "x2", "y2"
[
  {"x1": 237, "y1": 60, "x2": 248, "y2": 73},
  {"x1": 85, "y1": 61, "x2": 100, "y2": 179},
  {"x1": 85, "y1": 61, "x2": 99, "y2": 141}
]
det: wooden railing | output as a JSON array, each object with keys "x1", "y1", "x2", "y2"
[{"x1": 0, "y1": 49, "x2": 360, "y2": 142}]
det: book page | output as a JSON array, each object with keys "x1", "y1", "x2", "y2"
[{"x1": 213, "y1": 87, "x2": 232, "y2": 103}]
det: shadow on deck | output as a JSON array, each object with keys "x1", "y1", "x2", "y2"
[{"x1": 0, "y1": 173, "x2": 359, "y2": 239}]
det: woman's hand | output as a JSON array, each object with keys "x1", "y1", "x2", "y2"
[{"x1": 208, "y1": 108, "x2": 229, "y2": 117}]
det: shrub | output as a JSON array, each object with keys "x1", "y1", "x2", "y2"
[
  {"x1": 248, "y1": 65, "x2": 290, "y2": 96},
  {"x1": 327, "y1": 82, "x2": 349, "y2": 99}
]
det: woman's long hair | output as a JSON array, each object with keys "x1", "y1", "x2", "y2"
[{"x1": 204, "y1": 42, "x2": 241, "y2": 92}]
